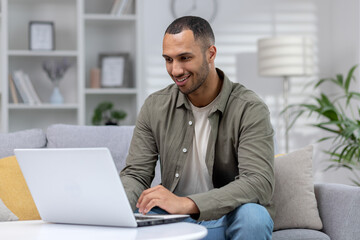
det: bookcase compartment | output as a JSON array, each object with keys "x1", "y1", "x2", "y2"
[
  {"x1": 8, "y1": 0, "x2": 77, "y2": 51},
  {"x1": 85, "y1": 94, "x2": 136, "y2": 126},
  {"x1": 85, "y1": 0, "x2": 135, "y2": 15},
  {"x1": 84, "y1": 0, "x2": 114, "y2": 14},
  {"x1": 9, "y1": 108, "x2": 78, "y2": 132},
  {"x1": 8, "y1": 55, "x2": 78, "y2": 104},
  {"x1": 84, "y1": 20, "x2": 136, "y2": 89}
]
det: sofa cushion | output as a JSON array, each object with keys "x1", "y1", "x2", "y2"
[
  {"x1": 272, "y1": 229, "x2": 330, "y2": 240},
  {"x1": 0, "y1": 156, "x2": 41, "y2": 220},
  {"x1": 273, "y1": 145, "x2": 323, "y2": 230},
  {"x1": 46, "y1": 124, "x2": 135, "y2": 174},
  {"x1": 0, "y1": 128, "x2": 46, "y2": 158},
  {"x1": 0, "y1": 199, "x2": 18, "y2": 221}
]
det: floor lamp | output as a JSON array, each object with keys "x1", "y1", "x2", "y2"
[{"x1": 257, "y1": 36, "x2": 314, "y2": 153}]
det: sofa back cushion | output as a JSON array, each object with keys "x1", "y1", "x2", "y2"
[
  {"x1": 0, "y1": 128, "x2": 46, "y2": 158},
  {"x1": 273, "y1": 145, "x2": 323, "y2": 231},
  {"x1": 46, "y1": 124, "x2": 134, "y2": 174}
]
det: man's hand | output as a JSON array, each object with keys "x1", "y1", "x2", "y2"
[{"x1": 136, "y1": 185, "x2": 199, "y2": 215}]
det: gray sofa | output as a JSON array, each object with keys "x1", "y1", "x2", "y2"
[{"x1": 1, "y1": 124, "x2": 359, "y2": 240}]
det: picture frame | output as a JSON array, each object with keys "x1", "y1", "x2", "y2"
[
  {"x1": 99, "y1": 53, "x2": 131, "y2": 88},
  {"x1": 29, "y1": 21, "x2": 55, "y2": 51}
]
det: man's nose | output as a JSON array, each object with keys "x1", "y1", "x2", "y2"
[{"x1": 171, "y1": 61, "x2": 184, "y2": 77}]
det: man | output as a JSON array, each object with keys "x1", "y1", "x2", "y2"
[{"x1": 120, "y1": 16, "x2": 274, "y2": 239}]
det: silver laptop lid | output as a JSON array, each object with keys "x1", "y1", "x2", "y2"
[{"x1": 15, "y1": 148, "x2": 137, "y2": 227}]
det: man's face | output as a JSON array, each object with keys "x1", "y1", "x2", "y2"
[{"x1": 162, "y1": 30, "x2": 210, "y2": 95}]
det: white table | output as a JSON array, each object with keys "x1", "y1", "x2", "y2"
[{"x1": 0, "y1": 220, "x2": 207, "y2": 240}]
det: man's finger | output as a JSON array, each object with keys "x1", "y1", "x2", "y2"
[
  {"x1": 138, "y1": 191, "x2": 162, "y2": 213},
  {"x1": 143, "y1": 199, "x2": 160, "y2": 214},
  {"x1": 136, "y1": 186, "x2": 161, "y2": 207}
]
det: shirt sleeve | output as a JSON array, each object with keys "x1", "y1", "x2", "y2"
[
  {"x1": 120, "y1": 97, "x2": 159, "y2": 210},
  {"x1": 187, "y1": 102, "x2": 275, "y2": 221}
]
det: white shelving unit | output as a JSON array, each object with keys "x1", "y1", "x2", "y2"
[
  {"x1": 83, "y1": 0, "x2": 138, "y2": 126},
  {"x1": 0, "y1": 0, "x2": 139, "y2": 132}
]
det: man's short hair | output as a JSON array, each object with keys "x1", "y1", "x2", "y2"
[{"x1": 165, "y1": 16, "x2": 215, "y2": 49}]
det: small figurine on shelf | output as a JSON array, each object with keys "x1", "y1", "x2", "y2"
[
  {"x1": 92, "y1": 101, "x2": 127, "y2": 126},
  {"x1": 42, "y1": 58, "x2": 72, "y2": 104}
]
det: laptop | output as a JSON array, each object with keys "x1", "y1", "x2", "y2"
[{"x1": 14, "y1": 148, "x2": 189, "y2": 227}]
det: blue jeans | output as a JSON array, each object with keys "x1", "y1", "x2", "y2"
[{"x1": 141, "y1": 203, "x2": 273, "y2": 240}]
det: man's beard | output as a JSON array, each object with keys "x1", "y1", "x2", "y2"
[{"x1": 180, "y1": 58, "x2": 209, "y2": 95}]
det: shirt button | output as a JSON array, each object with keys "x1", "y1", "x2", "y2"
[
  {"x1": 188, "y1": 121, "x2": 193, "y2": 126},
  {"x1": 182, "y1": 148, "x2": 187, "y2": 153},
  {"x1": 175, "y1": 173, "x2": 179, "y2": 178}
]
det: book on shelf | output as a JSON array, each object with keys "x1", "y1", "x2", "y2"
[
  {"x1": 117, "y1": 0, "x2": 133, "y2": 15},
  {"x1": 9, "y1": 75, "x2": 20, "y2": 104},
  {"x1": 110, "y1": 0, "x2": 123, "y2": 14},
  {"x1": 110, "y1": 0, "x2": 133, "y2": 15},
  {"x1": 12, "y1": 70, "x2": 41, "y2": 105},
  {"x1": 12, "y1": 71, "x2": 29, "y2": 104},
  {"x1": 23, "y1": 73, "x2": 42, "y2": 104}
]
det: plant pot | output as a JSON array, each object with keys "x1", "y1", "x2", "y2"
[{"x1": 105, "y1": 121, "x2": 118, "y2": 126}]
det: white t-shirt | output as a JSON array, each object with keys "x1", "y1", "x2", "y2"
[{"x1": 174, "y1": 96, "x2": 219, "y2": 197}]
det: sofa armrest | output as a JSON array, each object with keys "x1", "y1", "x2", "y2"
[{"x1": 314, "y1": 183, "x2": 360, "y2": 240}]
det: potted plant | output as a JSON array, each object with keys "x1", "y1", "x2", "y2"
[
  {"x1": 286, "y1": 65, "x2": 360, "y2": 185},
  {"x1": 92, "y1": 101, "x2": 127, "y2": 126}
]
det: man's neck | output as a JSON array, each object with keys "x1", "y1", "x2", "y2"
[{"x1": 187, "y1": 68, "x2": 223, "y2": 108}]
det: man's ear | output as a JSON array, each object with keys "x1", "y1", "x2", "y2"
[{"x1": 208, "y1": 45, "x2": 217, "y2": 63}]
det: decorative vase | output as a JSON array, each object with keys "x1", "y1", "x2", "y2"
[
  {"x1": 43, "y1": 58, "x2": 71, "y2": 105},
  {"x1": 50, "y1": 86, "x2": 64, "y2": 104}
]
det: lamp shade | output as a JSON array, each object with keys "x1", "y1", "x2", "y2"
[{"x1": 257, "y1": 36, "x2": 314, "y2": 77}]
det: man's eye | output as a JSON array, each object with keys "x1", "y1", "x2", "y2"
[
  {"x1": 181, "y1": 56, "x2": 191, "y2": 61},
  {"x1": 165, "y1": 58, "x2": 173, "y2": 63}
]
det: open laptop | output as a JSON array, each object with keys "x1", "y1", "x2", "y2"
[{"x1": 14, "y1": 148, "x2": 189, "y2": 227}]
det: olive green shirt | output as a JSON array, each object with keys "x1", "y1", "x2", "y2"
[{"x1": 120, "y1": 69, "x2": 275, "y2": 221}]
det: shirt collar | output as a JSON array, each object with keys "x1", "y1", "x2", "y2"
[{"x1": 176, "y1": 68, "x2": 233, "y2": 115}]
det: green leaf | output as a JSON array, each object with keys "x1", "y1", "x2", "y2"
[
  {"x1": 318, "y1": 136, "x2": 335, "y2": 142},
  {"x1": 111, "y1": 110, "x2": 127, "y2": 120},
  {"x1": 344, "y1": 65, "x2": 358, "y2": 93},
  {"x1": 336, "y1": 74, "x2": 344, "y2": 87},
  {"x1": 349, "y1": 92, "x2": 360, "y2": 100},
  {"x1": 314, "y1": 78, "x2": 329, "y2": 89},
  {"x1": 350, "y1": 179, "x2": 360, "y2": 186}
]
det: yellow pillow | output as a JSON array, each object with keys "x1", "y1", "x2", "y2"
[{"x1": 0, "y1": 156, "x2": 40, "y2": 220}]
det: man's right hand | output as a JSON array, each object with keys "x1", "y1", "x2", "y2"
[{"x1": 136, "y1": 185, "x2": 199, "y2": 215}]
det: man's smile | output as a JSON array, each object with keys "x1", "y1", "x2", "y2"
[{"x1": 174, "y1": 74, "x2": 191, "y2": 86}]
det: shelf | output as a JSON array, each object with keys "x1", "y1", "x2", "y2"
[
  {"x1": 8, "y1": 50, "x2": 78, "y2": 57},
  {"x1": 8, "y1": 103, "x2": 79, "y2": 110},
  {"x1": 84, "y1": 14, "x2": 136, "y2": 21},
  {"x1": 85, "y1": 88, "x2": 137, "y2": 95}
]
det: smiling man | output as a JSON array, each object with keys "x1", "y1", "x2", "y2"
[{"x1": 120, "y1": 16, "x2": 275, "y2": 240}]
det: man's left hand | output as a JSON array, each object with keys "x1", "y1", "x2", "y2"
[{"x1": 136, "y1": 185, "x2": 199, "y2": 215}]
